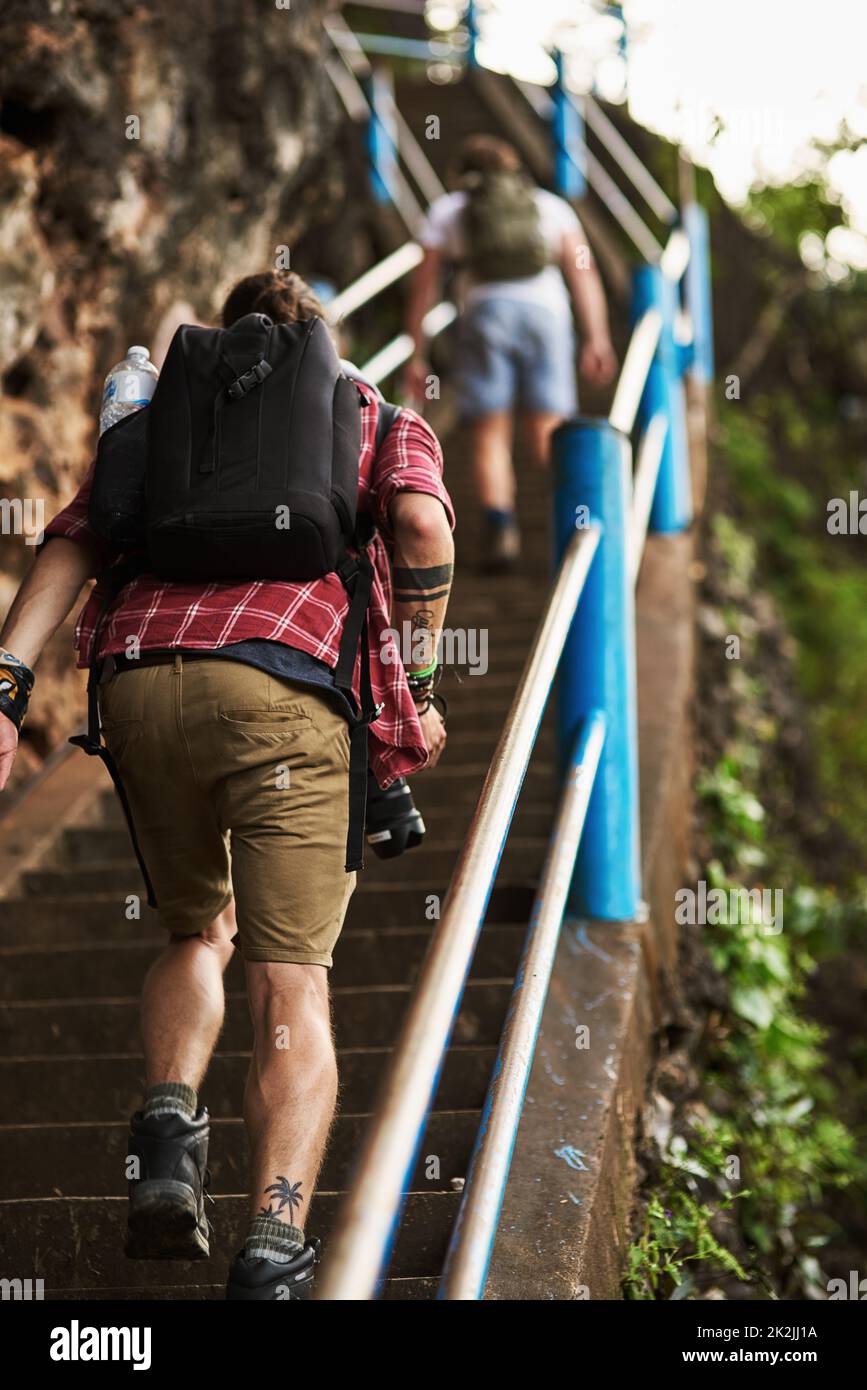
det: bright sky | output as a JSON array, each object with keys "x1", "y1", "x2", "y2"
[{"x1": 425, "y1": 0, "x2": 867, "y2": 269}]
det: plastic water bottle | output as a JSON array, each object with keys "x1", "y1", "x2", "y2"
[{"x1": 99, "y1": 345, "x2": 159, "y2": 435}]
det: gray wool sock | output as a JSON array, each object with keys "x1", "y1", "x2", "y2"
[
  {"x1": 142, "y1": 1082, "x2": 198, "y2": 1122},
  {"x1": 245, "y1": 1214, "x2": 305, "y2": 1265}
]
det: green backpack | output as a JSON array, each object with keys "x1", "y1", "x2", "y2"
[{"x1": 461, "y1": 171, "x2": 550, "y2": 281}]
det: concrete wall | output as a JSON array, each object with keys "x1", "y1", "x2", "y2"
[{"x1": 487, "y1": 531, "x2": 696, "y2": 1300}]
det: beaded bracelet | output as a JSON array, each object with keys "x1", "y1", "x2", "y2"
[
  {"x1": 415, "y1": 690, "x2": 448, "y2": 722},
  {"x1": 406, "y1": 657, "x2": 438, "y2": 688}
]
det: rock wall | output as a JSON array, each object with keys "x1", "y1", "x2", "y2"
[{"x1": 0, "y1": 0, "x2": 365, "y2": 789}]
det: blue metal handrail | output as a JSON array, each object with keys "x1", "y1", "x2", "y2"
[
  {"x1": 316, "y1": 524, "x2": 603, "y2": 1300},
  {"x1": 439, "y1": 709, "x2": 608, "y2": 1298},
  {"x1": 315, "y1": 7, "x2": 714, "y2": 1300},
  {"x1": 330, "y1": 29, "x2": 466, "y2": 64}
]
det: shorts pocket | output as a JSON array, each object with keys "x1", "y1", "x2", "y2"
[{"x1": 219, "y1": 709, "x2": 312, "y2": 729}]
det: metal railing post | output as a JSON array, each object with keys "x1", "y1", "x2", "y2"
[
  {"x1": 465, "y1": 0, "x2": 479, "y2": 68},
  {"x1": 633, "y1": 264, "x2": 692, "y2": 533},
  {"x1": 612, "y1": 3, "x2": 627, "y2": 67},
  {"x1": 553, "y1": 420, "x2": 641, "y2": 921},
  {"x1": 362, "y1": 63, "x2": 399, "y2": 205},
  {"x1": 551, "y1": 50, "x2": 586, "y2": 199},
  {"x1": 683, "y1": 202, "x2": 714, "y2": 384}
]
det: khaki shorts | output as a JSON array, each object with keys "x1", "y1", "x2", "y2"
[{"x1": 97, "y1": 654, "x2": 356, "y2": 965}]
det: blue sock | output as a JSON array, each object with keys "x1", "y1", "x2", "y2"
[{"x1": 484, "y1": 507, "x2": 515, "y2": 530}]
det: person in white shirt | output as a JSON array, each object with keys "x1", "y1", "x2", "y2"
[{"x1": 404, "y1": 134, "x2": 617, "y2": 572}]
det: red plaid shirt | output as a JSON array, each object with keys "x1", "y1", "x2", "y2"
[{"x1": 40, "y1": 381, "x2": 454, "y2": 786}]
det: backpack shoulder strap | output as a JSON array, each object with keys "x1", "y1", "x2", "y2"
[
  {"x1": 333, "y1": 548, "x2": 381, "y2": 872},
  {"x1": 375, "y1": 399, "x2": 402, "y2": 453},
  {"x1": 339, "y1": 362, "x2": 402, "y2": 454},
  {"x1": 354, "y1": 397, "x2": 400, "y2": 549},
  {"x1": 332, "y1": 371, "x2": 401, "y2": 870}
]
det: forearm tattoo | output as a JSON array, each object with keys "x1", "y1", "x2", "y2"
[{"x1": 392, "y1": 562, "x2": 453, "y2": 606}]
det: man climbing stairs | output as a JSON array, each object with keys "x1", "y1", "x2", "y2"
[{"x1": 0, "y1": 427, "x2": 556, "y2": 1299}]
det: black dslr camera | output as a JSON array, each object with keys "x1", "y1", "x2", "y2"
[{"x1": 365, "y1": 769, "x2": 425, "y2": 859}]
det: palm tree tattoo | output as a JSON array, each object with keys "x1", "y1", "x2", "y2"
[{"x1": 259, "y1": 1176, "x2": 304, "y2": 1221}]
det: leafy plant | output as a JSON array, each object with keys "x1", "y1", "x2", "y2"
[
  {"x1": 626, "y1": 551, "x2": 865, "y2": 1301},
  {"x1": 624, "y1": 1188, "x2": 748, "y2": 1301}
]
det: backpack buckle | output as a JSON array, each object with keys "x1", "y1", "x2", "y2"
[
  {"x1": 227, "y1": 359, "x2": 272, "y2": 400},
  {"x1": 365, "y1": 701, "x2": 385, "y2": 728}
]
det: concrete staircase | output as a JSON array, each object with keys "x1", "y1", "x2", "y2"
[
  {"x1": 0, "y1": 58, "x2": 698, "y2": 1302},
  {"x1": 0, "y1": 428, "x2": 559, "y2": 1300}
]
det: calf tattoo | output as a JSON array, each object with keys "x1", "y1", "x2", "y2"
[
  {"x1": 259, "y1": 1176, "x2": 304, "y2": 1221},
  {"x1": 392, "y1": 562, "x2": 453, "y2": 606}
]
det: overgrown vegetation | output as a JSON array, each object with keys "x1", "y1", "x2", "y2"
[
  {"x1": 625, "y1": 513, "x2": 867, "y2": 1301},
  {"x1": 626, "y1": 140, "x2": 867, "y2": 1297},
  {"x1": 719, "y1": 397, "x2": 867, "y2": 850}
]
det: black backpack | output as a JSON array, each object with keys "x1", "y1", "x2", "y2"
[{"x1": 73, "y1": 314, "x2": 399, "y2": 884}]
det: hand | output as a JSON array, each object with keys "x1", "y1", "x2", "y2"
[
  {"x1": 401, "y1": 353, "x2": 429, "y2": 406},
  {"x1": 0, "y1": 713, "x2": 19, "y2": 793},
  {"x1": 417, "y1": 701, "x2": 446, "y2": 769},
  {"x1": 579, "y1": 337, "x2": 618, "y2": 387}
]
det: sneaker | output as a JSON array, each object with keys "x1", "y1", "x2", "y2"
[
  {"x1": 365, "y1": 771, "x2": 426, "y2": 859},
  {"x1": 125, "y1": 1107, "x2": 212, "y2": 1260},
  {"x1": 226, "y1": 1239, "x2": 321, "y2": 1300},
  {"x1": 481, "y1": 517, "x2": 521, "y2": 574}
]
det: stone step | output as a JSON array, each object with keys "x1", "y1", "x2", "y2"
[
  {"x1": 20, "y1": 838, "x2": 545, "y2": 899},
  {"x1": 44, "y1": 1276, "x2": 439, "y2": 1299},
  {"x1": 0, "y1": 880, "x2": 536, "y2": 936},
  {"x1": 0, "y1": 1190, "x2": 461, "y2": 1285},
  {"x1": 0, "y1": 979, "x2": 512, "y2": 1054},
  {"x1": 0, "y1": 924, "x2": 525, "y2": 998},
  {"x1": 0, "y1": 1045, "x2": 497, "y2": 1122},
  {"x1": 83, "y1": 759, "x2": 554, "y2": 831},
  {"x1": 0, "y1": 1109, "x2": 478, "y2": 1198},
  {"x1": 18, "y1": 770, "x2": 553, "y2": 901},
  {"x1": 45, "y1": 1283, "x2": 227, "y2": 1300},
  {"x1": 62, "y1": 801, "x2": 554, "y2": 861}
]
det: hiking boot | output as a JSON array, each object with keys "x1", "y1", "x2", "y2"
[
  {"x1": 481, "y1": 516, "x2": 521, "y2": 574},
  {"x1": 226, "y1": 1239, "x2": 321, "y2": 1300},
  {"x1": 365, "y1": 771, "x2": 425, "y2": 859},
  {"x1": 125, "y1": 1107, "x2": 212, "y2": 1260}
]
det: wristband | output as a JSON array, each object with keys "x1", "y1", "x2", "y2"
[
  {"x1": 0, "y1": 650, "x2": 35, "y2": 733},
  {"x1": 415, "y1": 690, "x2": 448, "y2": 723},
  {"x1": 406, "y1": 658, "x2": 438, "y2": 685},
  {"x1": 409, "y1": 677, "x2": 436, "y2": 703}
]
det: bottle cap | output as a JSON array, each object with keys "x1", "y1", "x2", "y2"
[{"x1": 127, "y1": 345, "x2": 149, "y2": 358}]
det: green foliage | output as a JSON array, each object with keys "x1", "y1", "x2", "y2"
[
  {"x1": 698, "y1": 754, "x2": 863, "y2": 1284},
  {"x1": 741, "y1": 122, "x2": 867, "y2": 260},
  {"x1": 627, "y1": 738, "x2": 864, "y2": 1299},
  {"x1": 626, "y1": 551, "x2": 866, "y2": 1300},
  {"x1": 718, "y1": 396, "x2": 867, "y2": 847},
  {"x1": 745, "y1": 176, "x2": 843, "y2": 258},
  {"x1": 628, "y1": 152, "x2": 867, "y2": 1303},
  {"x1": 624, "y1": 1185, "x2": 747, "y2": 1301}
]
